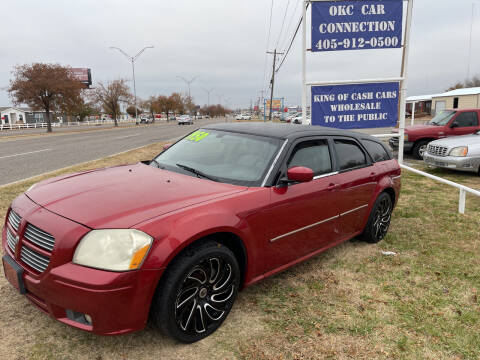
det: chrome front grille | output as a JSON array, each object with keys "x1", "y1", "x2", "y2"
[
  {"x1": 428, "y1": 144, "x2": 448, "y2": 157},
  {"x1": 20, "y1": 246, "x2": 50, "y2": 273},
  {"x1": 8, "y1": 210, "x2": 21, "y2": 231},
  {"x1": 24, "y1": 224, "x2": 55, "y2": 252},
  {"x1": 6, "y1": 228, "x2": 18, "y2": 253}
]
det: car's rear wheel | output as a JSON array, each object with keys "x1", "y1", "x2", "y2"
[
  {"x1": 413, "y1": 140, "x2": 429, "y2": 159},
  {"x1": 360, "y1": 192, "x2": 393, "y2": 243},
  {"x1": 152, "y1": 240, "x2": 240, "y2": 343}
]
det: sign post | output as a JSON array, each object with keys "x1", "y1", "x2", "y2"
[{"x1": 302, "y1": 0, "x2": 414, "y2": 164}]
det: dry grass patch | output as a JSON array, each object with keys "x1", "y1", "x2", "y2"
[{"x1": 1, "y1": 144, "x2": 480, "y2": 359}]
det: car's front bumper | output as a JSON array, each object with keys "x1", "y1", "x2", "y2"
[
  {"x1": 2, "y1": 194, "x2": 163, "y2": 335},
  {"x1": 423, "y1": 153, "x2": 480, "y2": 173},
  {"x1": 389, "y1": 137, "x2": 414, "y2": 152}
]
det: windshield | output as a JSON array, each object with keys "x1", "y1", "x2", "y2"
[
  {"x1": 427, "y1": 110, "x2": 456, "y2": 126},
  {"x1": 152, "y1": 129, "x2": 282, "y2": 186}
]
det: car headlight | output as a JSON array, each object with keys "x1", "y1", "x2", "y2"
[
  {"x1": 449, "y1": 146, "x2": 468, "y2": 157},
  {"x1": 73, "y1": 229, "x2": 153, "y2": 271},
  {"x1": 404, "y1": 134, "x2": 408, "y2": 142}
]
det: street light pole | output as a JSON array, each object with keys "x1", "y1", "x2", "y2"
[
  {"x1": 202, "y1": 87, "x2": 214, "y2": 107},
  {"x1": 177, "y1": 76, "x2": 198, "y2": 99},
  {"x1": 109, "y1": 46, "x2": 153, "y2": 123}
]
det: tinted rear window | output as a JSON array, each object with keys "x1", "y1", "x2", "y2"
[
  {"x1": 334, "y1": 139, "x2": 367, "y2": 171},
  {"x1": 361, "y1": 140, "x2": 390, "y2": 162}
]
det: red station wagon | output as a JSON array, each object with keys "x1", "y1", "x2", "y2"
[{"x1": 2, "y1": 123, "x2": 401, "y2": 343}]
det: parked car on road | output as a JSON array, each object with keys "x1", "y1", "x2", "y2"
[
  {"x1": 177, "y1": 115, "x2": 193, "y2": 125},
  {"x1": 423, "y1": 130, "x2": 480, "y2": 175},
  {"x1": 140, "y1": 117, "x2": 152, "y2": 124},
  {"x1": 390, "y1": 109, "x2": 480, "y2": 159},
  {"x1": 3, "y1": 123, "x2": 400, "y2": 343},
  {"x1": 235, "y1": 114, "x2": 251, "y2": 120}
]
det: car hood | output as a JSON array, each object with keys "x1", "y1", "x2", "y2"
[
  {"x1": 430, "y1": 134, "x2": 480, "y2": 147},
  {"x1": 392, "y1": 124, "x2": 440, "y2": 134},
  {"x1": 26, "y1": 163, "x2": 246, "y2": 229}
]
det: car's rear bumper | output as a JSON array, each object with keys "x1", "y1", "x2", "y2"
[
  {"x1": 2, "y1": 195, "x2": 163, "y2": 335},
  {"x1": 423, "y1": 153, "x2": 480, "y2": 173}
]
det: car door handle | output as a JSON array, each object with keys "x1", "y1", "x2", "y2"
[{"x1": 327, "y1": 183, "x2": 339, "y2": 191}]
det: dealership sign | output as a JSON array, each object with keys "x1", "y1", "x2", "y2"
[
  {"x1": 311, "y1": 82, "x2": 399, "y2": 129},
  {"x1": 311, "y1": 0, "x2": 403, "y2": 52}
]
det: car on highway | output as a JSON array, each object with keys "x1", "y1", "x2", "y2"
[
  {"x1": 235, "y1": 114, "x2": 251, "y2": 120},
  {"x1": 291, "y1": 114, "x2": 311, "y2": 124},
  {"x1": 177, "y1": 115, "x2": 193, "y2": 125},
  {"x1": 423, "y1": 130, "x2": 480, "y2": 175},
  {"x1": 140, "y1": 117, "x2": 152, "y2": 124},
  {"x1": 390, "y1": 109, "x2": 480, "y2": 159},
  {"x1": 2, "y1": 123, "x2": 400, "y2": 343}
]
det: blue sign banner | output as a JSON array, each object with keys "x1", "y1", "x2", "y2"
[
  {"x1": 311, "y1": 82, "x2": 399, "y2": 129},
  {"x1": 311, "y1": 0, "x2": 403, "y2": 52}
]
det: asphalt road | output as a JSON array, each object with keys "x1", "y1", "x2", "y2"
[{"x1": 0, "y1": 118, "x2": 221, "y2": 186}]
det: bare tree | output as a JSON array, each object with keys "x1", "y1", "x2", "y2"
[
  {"x1": 141, "y1": 96, "x2": 161, "y2": 123},
  {"x1": 126, "y1": 105, "x2": 142, "y2": 118},
  {"x1": 8, "y1": 63, "x2": 83, "y2": 132},
  {"x1": 446, "y1": 75, "x2": 480, "y2": 91},
  {"x1": 91, "y1": 80, "x2": 131, "y2": 127}
]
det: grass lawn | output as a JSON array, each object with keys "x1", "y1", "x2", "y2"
[{"x1": 1, "y1": 142, "x2": 479, "y2": 360}]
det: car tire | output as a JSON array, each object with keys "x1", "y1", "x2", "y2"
[
  {"x1": 360, "y1": 192, "x2": 393, "y2": 244},
  {"x1": 413, "y1": 140, "x2": 429, "y2": 159},
  {"x1": 151, "y1": 240, "x2": 240, "y2": 343}
]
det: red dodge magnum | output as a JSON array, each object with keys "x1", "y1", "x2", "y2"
[{"x1": 2, "y1": 123, "x2": 401, "y2": 343}]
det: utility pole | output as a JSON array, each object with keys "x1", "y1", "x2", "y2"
[
  {"x1": 467, "y1": 3, "x2": 477, "y2": 82},
  {"x1": 267, "y1": 49, "x2": 284, "y2": 121}
]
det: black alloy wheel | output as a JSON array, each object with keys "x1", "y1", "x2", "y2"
[
  {"x1": 152, "y1": 241, "x2": 240, "y2": 343},
  {"x1": 361, "y1": 192, "x2": 393, "y2": 243}
]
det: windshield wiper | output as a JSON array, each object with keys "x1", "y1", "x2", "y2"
[
  {"x1": 150, "y1": 159, "x2": 165, "y2": 169},
  {"x1": 176, "y1": 163, "x2": 219, "y2": 182}
]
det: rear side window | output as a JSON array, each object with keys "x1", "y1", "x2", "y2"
[
  {"x1": 455, "y1": 112, "x2": 478, "y2": 127},
  {"x1": 288, "y1": 140, "x2": 332, "y2": 176},
  {"x1": 334, "y1": 139, "x2": 367, "y2": 171},
  {"x1": 361, "y1": 140, "x2": 390, "y2": 162}
]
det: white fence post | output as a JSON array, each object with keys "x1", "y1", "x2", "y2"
[{"x1": 459, "y1": 189, "x2": 466, "y2": 214}]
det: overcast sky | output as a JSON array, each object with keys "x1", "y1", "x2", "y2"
[{"x1": 0, "y1": 0, "x2": 478, "y2": 109}]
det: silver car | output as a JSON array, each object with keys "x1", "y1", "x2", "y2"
[{"x1": 423, "y1": 130, "x2": 480, "y2": 174}]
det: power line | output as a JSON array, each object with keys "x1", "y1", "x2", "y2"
[
  {"x1": 275, "y1": 2, "x2": 310, "y2": 74},
  {"x1": 279, "y1": 0, "x2": 301, "y2": 51},
  {"x1": 275, "y1": 0, "x2": 291, "y2": 49}
]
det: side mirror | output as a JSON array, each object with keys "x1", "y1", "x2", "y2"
[
  {"x1": 451, "y1": 121, "x2": 458, "y2": 128},
  {"x1": 162, "y1": 143, "x2": 172, "y2": 151},
  {"x1": 286, "y1": 166, "x2": 314, "y2": 183}
]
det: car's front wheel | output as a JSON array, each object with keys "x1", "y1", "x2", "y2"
[
  {"x1": 360, "y1": 192, "x2": 393, "y2": 243},
  {"x1": 413, "y1": 140, "x2": 429, "y2": 159},
  {"x1": 152, "y1": 240, "x2": 240, "y2": 343}
]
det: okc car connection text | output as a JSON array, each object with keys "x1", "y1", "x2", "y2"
[{"x1": 311, "y1": 0, "x2": 403, "y2": 52}]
